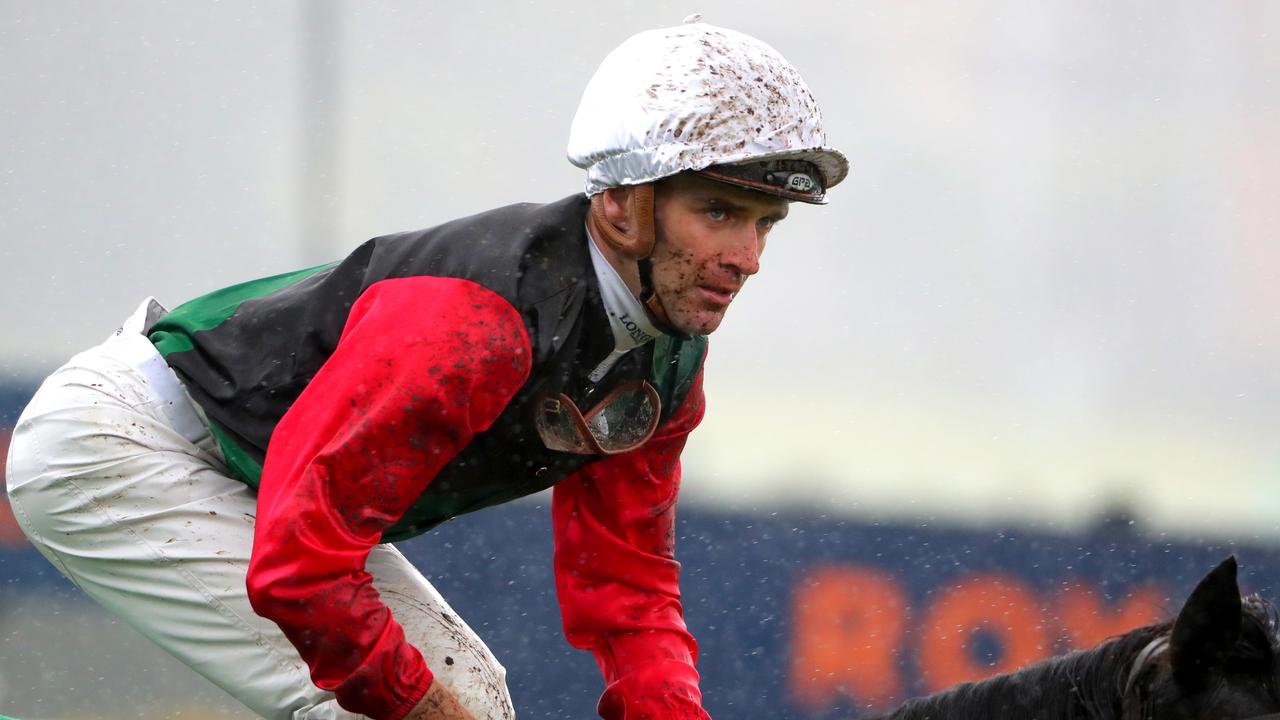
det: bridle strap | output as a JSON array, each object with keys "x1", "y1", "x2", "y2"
[
  {"x1": 1124, "y1": 636, "x2": 1170, "y2": 699},
  {"x1": 1124, "y1": 635, "x2": 1280, "y2": 720}
]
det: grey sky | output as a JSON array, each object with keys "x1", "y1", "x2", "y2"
[{"x1": 3, "y1": 1, "x2": 1277, "y2": 540}]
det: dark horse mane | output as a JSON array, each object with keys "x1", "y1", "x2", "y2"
[{"x1": 873, "y1": 561, "x2": 1280, "y2": 720}]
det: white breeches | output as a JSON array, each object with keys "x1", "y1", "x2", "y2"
[{"x1": 4, "y1": 299, "x2": 515, "y2": 720}]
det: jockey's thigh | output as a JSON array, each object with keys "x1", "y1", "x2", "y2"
[{"x1": 4, "y1": 299, "x2": 514, "y2": 720}]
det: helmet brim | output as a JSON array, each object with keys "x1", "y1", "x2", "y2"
[{"x1": 695, "y1": 148, "x2": 849, "y2": 205}]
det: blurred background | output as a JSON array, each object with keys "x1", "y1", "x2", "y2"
[{"x1": 1, "y1": 1, "x2": 1277, "y2": 718}]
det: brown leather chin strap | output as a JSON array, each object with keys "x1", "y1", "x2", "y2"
[
  {"x1": 587, "y1": 184, "x2": 655, "y2": 259},
  {"x1": 586, "y1": 184, "x2": 686, "y2": 337},
  {"x1": 640, "y1": 279, "x2": 683, "y2": 338}
]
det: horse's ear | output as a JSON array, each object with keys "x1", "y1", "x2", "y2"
[{"x1": 1169, "y1": 556, "x2": 1243, "y2": 689}]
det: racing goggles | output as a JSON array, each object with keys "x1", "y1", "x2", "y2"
[{"x1": 534, "y1": 380, "x2": 661, "y2": 455}]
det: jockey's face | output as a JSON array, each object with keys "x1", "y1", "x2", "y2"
[{"x1": 649, "y1": 173, "x2": 790, "y2": 335}]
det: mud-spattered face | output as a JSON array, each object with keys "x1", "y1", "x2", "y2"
[{"x1": 650, "y1": 173, "x2": 790, "y2": 335}]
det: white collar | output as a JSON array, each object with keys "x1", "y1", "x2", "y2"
[{"x1": 585, "y1": 225, "x2": 664, "y2": 382}]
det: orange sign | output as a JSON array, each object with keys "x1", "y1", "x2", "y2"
[{"x1": 790, "y1": 563, "x2": 1164, "y2": 711}]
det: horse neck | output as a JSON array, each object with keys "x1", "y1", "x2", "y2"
[{"x1": 874, "y1": 626, "x2": 1167, "y2": 720}]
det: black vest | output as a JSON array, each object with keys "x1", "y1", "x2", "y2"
[{"x1": 150, "y1": 194, "x2": 707, "y2": 541}]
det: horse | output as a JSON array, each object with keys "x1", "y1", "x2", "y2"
[{"x1": 868, "y1": 556, "x2": 1280, "y2": 720}]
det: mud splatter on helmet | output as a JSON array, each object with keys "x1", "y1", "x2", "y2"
[{"x1": 567, "y1": 16, "x2": 848, "y2": 205}]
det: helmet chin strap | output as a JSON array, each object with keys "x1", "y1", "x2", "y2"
[
  {"x1": 637, "y1": 257, "x2": 689, "y2": 339},
  {"x1": 587, "y1": 185, "x2": 690, "y2": 338},
  {"x1": 588, "y1": 184, "x2": 654, "y2": 259}
]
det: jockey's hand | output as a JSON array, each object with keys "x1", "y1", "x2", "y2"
[{"x1": 402, "y1": 680, "x2": 479, "y2": 720}]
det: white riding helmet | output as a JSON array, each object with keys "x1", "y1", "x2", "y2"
[{"x1": 567, "y1": 16, "x2": 848, "y2": 204}]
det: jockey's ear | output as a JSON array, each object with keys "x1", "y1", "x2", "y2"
[{"x1": 1169, "y1": 556, "x2": 1242, "y2": 690}]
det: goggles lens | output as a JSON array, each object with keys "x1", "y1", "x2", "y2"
[{"x1": 535, "y1": 380, "x2": 661, "y2": 455}]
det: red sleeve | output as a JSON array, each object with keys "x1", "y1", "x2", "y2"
[
  {"x1": 245, "y1": 276, "x2": 532, "y2": 720},
  {"x1": 552, "y1": 367, "x2": 712, "y2": 720}
]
